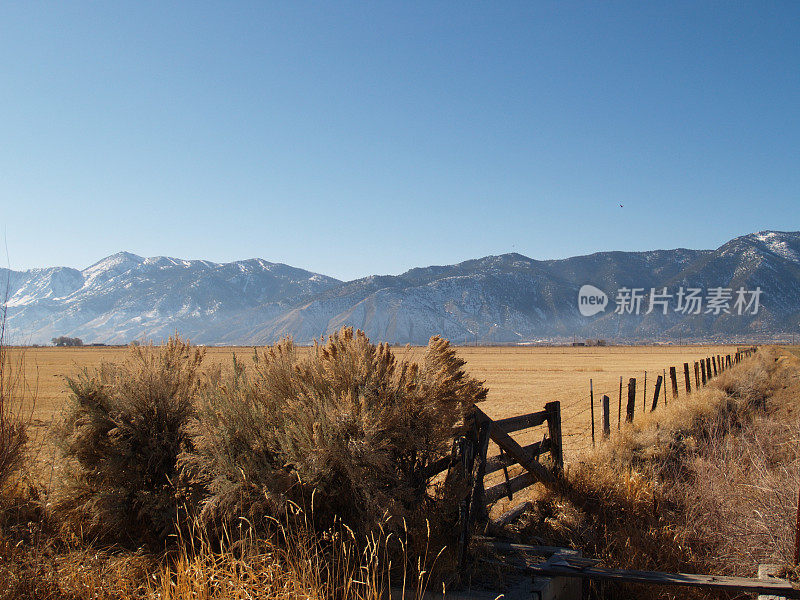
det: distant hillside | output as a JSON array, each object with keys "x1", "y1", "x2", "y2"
[{"x1": 4, "y1": 231, "x2": 799, "y2": 345}]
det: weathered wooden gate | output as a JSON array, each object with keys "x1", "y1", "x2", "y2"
[{"x1": 423, "y1": 401, "x2": 565, "y2": 569}]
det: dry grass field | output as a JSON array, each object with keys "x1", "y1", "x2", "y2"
[{"x1": 11, "y1": 342, "x2": 739, "y2": 460}]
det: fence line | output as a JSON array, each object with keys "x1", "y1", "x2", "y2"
[{"x1": 582, "y1": 346, "x2": 757, "y2": 440}]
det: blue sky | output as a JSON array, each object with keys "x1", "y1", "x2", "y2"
[{"x1": 1, "y1": 2, "x2": 798, "y2": 281}]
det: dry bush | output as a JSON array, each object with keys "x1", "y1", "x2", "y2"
[
  {"x1": 185, "y1": 327, "x2": 487, "y2": 548},
  {"x1": 54, "y1": 336, "x2": 205, "y2": 547}
]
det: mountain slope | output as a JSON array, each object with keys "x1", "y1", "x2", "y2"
[
  {"x1": 3, "y1": 252, "x2": 340, "y2": 344},
  {"x1": 4, "y1": 231, "x2": 799, "y2": 345}
]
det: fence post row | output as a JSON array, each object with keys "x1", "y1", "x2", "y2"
[{"x1": 452, "y1": 346, "x2": 759, "y2": 570}]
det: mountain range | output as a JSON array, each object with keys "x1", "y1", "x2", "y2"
[{"x1": 3, "y1": 230, "x2": 799, "y2": 345}]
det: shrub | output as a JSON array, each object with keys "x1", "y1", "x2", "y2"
[
  {"x1": 185, "y1": 327, "x2": 488, "y2": 544},
  {"x1": 55, "y1": 336, "x2": 204, "y2": 547}
]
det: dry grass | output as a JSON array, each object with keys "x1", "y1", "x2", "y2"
[
  {"x1": 10, "y1": 343, "x2": 739, "y2": 459},
  {"x1": 513, "y1": 347, "x2": 800, "y2": 599},
  {"x1": 0, "y1": 338, "x2": 772, "y2": 599}
]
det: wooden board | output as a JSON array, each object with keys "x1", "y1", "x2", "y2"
[{"x1": 510, "y1": 562, "x2": 799, "y2": 597}]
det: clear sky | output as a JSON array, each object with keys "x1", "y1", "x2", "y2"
[{"x1": 1, "y1": 2, "x2": 798, "y2": 281}]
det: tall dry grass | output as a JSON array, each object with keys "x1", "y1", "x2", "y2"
[{"x1": 0, "y1": 295, "x2": 35, "y2": 529}]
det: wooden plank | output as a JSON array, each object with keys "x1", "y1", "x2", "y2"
[
  {"x1": 506, "y1": 562, "x2": 799, "y2": 597},
  {"x1": 601, "y1": 395, "x2": 610, "y2": 438},
  {"x1": 484, "y1": 438, "x2": 551, "y2": 475},
  {"x1": 484, "y1": 471, "x2": 537, "y2": 504},
  {"x1": 490, "y1": 501, "x2": 533, "y2": 529},
  {"x1": 474, "y1": 407, "x2": 555, "y2": 487},
  {"x1": 492, "y1": 411, "x2": 548, "y2": 434},
  {"x1": 475, "y1": 538, "x2": 579, "y2": 557}
]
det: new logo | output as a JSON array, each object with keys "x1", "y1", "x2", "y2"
[{"x1": 578, "y1": 285, "x2": 608, "y2": 317}]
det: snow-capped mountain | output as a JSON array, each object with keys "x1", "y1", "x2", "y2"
[
  {"x1": 4, "y1": 231, "x2": 800, "y2": 345},
  {"x1": 2, "y1": 252, "x2": 340, "y2": 344}
]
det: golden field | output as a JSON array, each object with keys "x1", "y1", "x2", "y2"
[{"x1": 11, "y1": 343, "x2": 740, "y2": 460}]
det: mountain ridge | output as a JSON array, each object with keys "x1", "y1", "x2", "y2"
[{"x1": 4, "y1": 231, "x2": 799, "y2": 345}]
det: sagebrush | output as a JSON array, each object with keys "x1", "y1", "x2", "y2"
[
  {"x1": 55, "y1": 336, "x2": 205, "y2": 546},
  {"x1": 186, "y1": 327, "x2": 487, "y2": 547}
]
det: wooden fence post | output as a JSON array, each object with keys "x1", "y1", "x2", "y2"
[
  {"x1": 651, "y1": 375, "x2": 663, "y2": 411},
  {"x1": 457, "y1": 428, "x2": 476, "y2": 571},
  {"x1": 663, "y1": 368, "x2": 667, "y2": 407},
  {"x1": 700, "y1": 360, "x2": 706, "y2": 385},
  {"x1": 468, "y1": 420, "x2": 492, "y2": 528},
  {"x1": 602, "y1": 395, "x2": 610, "y2": 438},
  {"x1": 670, "y1": 366, "x2": 678, "y2": 399},
  {"x1": 726, "y1": 354, "x2": 731, "y2": 368},
  {"x1": 618, "y1": 376, "x2": 623, "y2": 430},
  {"x1": 684, "y1": 362, "x2": 691, "y2": 394},
  {"x1": 712, "y1": 356, "x2": 718, "y2": 376},
  {"x1": 694, "y1": 361, "x2": 700, "y2": 388},
  {"x1": 642, "y1": 371, "x2": 647, "y2": 410},
  {"x1": 706, "y1": 357, "x2": 712, "y2": 379},
  {"x1": 590, "y1": 379, "x2": 595, "y2": 449},
  {"x1": 626, "y1": 378, "x2": 636, "y2": 423},
  {"x1": 545, "y1": 401, "x2": 563, "y2": 472}
]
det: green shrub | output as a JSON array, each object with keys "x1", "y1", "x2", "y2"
[
  {"x1": 55, "y1": 337, "x2": 204, "y2": 547},
  {"x1": 185, "y1": 327, "x2": 488, "y2": 542}
]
